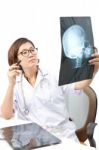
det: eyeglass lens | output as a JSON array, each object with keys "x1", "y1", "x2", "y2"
[{"x1": 19, "y1": 48, "x2": 37, "y2": 57}]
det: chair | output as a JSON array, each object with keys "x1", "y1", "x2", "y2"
[{"x1": 67, "y1": 86, "x2": 97, "y2": 147}]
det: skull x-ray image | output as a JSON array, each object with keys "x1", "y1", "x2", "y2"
[
  {"x1": 59, "y1": 17, "x2": 94, "y2": 85},
  {"x1": 62, "y1": 25, "x2": 93, "y2": 68}
]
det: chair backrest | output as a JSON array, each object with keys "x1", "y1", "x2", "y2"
[{"x1": 67, "y1": 86, "x2": 97, "y2": 142}]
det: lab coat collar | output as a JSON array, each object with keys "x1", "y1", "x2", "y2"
[{"x1": 16, "y1": 67, "x2": 49, "y2": 83}]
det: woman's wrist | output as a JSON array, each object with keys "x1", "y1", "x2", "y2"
[{"x1": 8, "y1": 82, "x2": 15, "y2": 88}]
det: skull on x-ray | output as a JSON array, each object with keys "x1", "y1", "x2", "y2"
[{"x1": 62, "y1": 25, "x2": 93, "y2": 68}]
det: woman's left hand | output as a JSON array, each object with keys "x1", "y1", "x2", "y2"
[{"x1": 89, "y1": 47, "x2": 99, "y2": 76}]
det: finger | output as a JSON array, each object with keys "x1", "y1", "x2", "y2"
[
  {"x1": 13, "y1": 69, "x2": 22, "y2": 74},
  {"x1": 9, "y1": 69, "x2": 21, "y2": 75},
  {"x1": 9, "y1": 62, "x2": 20, "y2": 70},
  {"x1": 93, "y1": 47, "x2": 98, "y2": 53},
  {"x1": 89, "y1": 62, "x2": 99, "y2": 66},
  {"x1": 91, "y1": 53, "x2": 99, "y2": 57},
  {"x1": 9, "y1": 66, "x2": 20, "y2": 71},
  {"x1": 89, "y1": 57, "x2": 99, "y2": 62},
  {"x1": 89, "y1": 59, "x2": 99, "y2": 65},
  {"x1": 11, "y1": 63, "x2": 19, "y2": 66}
]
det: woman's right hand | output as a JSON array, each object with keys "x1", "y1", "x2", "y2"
[{"x1": 8, "y1": 63, "x2": 21, "y2": 86}]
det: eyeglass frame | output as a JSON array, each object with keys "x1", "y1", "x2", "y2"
[{"x1": 17, "y1": 48, "x2": 38, "y2": 57}]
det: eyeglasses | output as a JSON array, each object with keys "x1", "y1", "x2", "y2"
[{"x1": 18, "y1": 48, "x2": 38, "y2": 57}]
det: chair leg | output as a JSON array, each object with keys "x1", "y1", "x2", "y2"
[{"x1": 86, "y1": 122, "x2": 97, "y2": 148}]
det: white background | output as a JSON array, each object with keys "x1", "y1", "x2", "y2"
[{"x1": 0, "y1": 0, "x2": 99, "y2": 148}]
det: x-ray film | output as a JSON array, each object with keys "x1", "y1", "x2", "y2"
[
  {"x1": 59, "y1": 17, "x2": 94, "y2": 85},
  {"x1": 0, "y1": 123, "x2": 61, "y2": 150}
]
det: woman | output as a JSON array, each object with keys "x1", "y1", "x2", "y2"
[{"x1": 1, "y1": 37, "x2": 99, "y2": 142}]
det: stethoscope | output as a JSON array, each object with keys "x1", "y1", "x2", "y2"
[
  {"x1": 17, "y1": 68, "x2": 48, "y2": 117},
  {"x1": 20, "y1": 74, "x2": 29, "y2": 116}
]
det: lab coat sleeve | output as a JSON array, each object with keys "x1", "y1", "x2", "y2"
[{"x1": 61, "y1": 83, "x2": 83, "y2": 95}]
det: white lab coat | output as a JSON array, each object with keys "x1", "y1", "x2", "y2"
[{"x1": 13, "y1": 67, "x2": 79, "y2": 142}]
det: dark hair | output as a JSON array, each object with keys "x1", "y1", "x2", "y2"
[{"x1": 8, "y1": 37, "x2": 35, "y2": 65}]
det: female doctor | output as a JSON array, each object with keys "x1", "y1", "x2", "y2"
[{"x1": 1, "y1": 37, "x2": 99, "y2": 142}]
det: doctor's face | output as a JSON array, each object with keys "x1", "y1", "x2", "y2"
[{"x1": 17, "y1": 42, "x2": 38, "y2": 70}]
